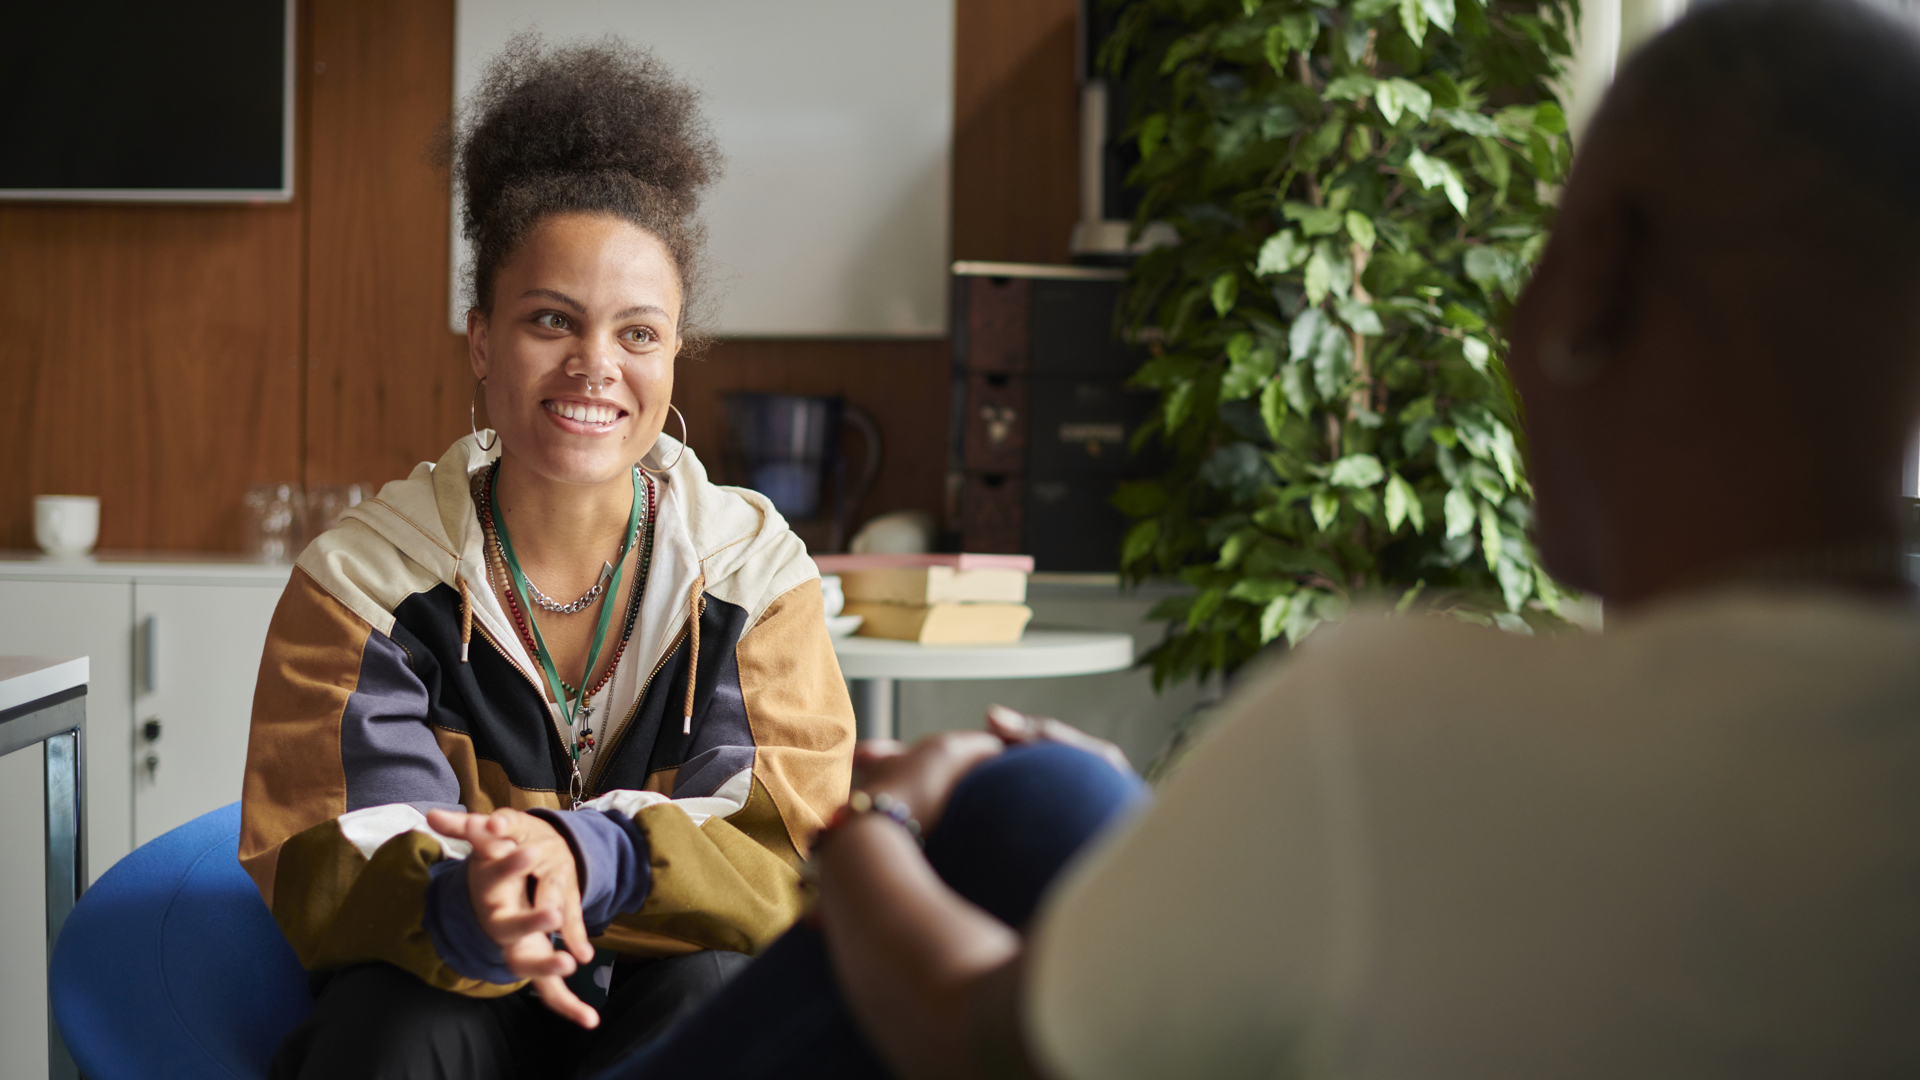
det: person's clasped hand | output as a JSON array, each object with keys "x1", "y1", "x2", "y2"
[{"x1": 424, "y1": 806, "x2": 602, "y2": 1028}]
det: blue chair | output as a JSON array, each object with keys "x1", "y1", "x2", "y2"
[{"x1": 50, "y1": 802, "x2": 312, "y2": 1080}]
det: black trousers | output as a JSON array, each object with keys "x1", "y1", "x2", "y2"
[{"x1": 271, "y1": 950, "x2": 750, "y2": 1080}]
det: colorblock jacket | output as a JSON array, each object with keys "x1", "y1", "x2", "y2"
[{"x1": 239, "y1": 433, "x2": 855, "y2": 997}]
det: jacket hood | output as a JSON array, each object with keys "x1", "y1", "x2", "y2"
[{"x1": 297, "y1": 432, "x2": 818, "y2": 658}]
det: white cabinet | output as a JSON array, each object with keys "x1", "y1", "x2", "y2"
[
  {"x1": 0, "y1": 558, "x2": 286, "y2": 1080},
  {"x1": 0, "y1": 556, "x2": 290, "y2": 870},
  {"x1": 132, "y1": 581, "x2": 284, "y2": 844}
]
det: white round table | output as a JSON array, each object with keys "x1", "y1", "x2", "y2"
[{"x1": 832, "y1": 629, "x2": 1136, "y2": 740}]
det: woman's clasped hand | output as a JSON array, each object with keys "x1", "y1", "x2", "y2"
[{"x1": 423, "y1": 807, "x2": 602, "y2": 1028}]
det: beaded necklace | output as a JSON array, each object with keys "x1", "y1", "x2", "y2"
[{"x1": 478, "y1": 461, "x2": 656, "y2": 757}]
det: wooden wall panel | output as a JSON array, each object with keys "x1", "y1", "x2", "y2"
[
  {"x1": 0, "y1": 149, "x2": 306, "y2": 551},
  {"x1": 0, "y1": 0, "x2": 1082, "y2": 553},
  {"x1": 304, "y1": 0, "x2": 471, "y2": 489},
  {"x1": 953, "y1": 0, "x2": 1082, "y2": 265},
  {"x1": 674, "y1": 339, "x2": 950, "y2": 552}
]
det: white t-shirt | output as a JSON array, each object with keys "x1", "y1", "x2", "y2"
[{"x1": 1025, "y1": 587, "x2": 1920, "y2": 1079}]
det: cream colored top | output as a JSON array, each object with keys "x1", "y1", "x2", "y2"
[{"x1": 1026, "y1": 587, "x2": 1920, "y2": 1079}]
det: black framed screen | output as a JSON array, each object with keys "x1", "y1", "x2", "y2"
[{"x1": 0, "y1": 0, "x2": 293, "y2": 201}]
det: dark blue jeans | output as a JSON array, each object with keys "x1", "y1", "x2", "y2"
[{"x1": 595, "y1": 741, "x2": 1150, "y2": 1080}]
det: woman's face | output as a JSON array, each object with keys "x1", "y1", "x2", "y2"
[{"x1": 468, "y1": 212, "x2": 682, "y2": 489}]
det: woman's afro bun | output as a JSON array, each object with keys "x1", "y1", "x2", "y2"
[{"x1": 452, "y1": 33, "x2": 722, "y2": 339}]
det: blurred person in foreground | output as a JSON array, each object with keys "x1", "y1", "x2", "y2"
[{"x1": 493, "y1": 0, "x2": 1920, "y2": 1075}]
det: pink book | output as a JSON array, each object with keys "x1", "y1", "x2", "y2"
[{"x1": 811, "y1": 552, "x2": 1035, "y2": 573}]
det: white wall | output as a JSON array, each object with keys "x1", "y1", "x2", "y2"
[
  {"x1": 452, "y1": 0, "x2": 954, "y2": 338},
  {"x1": 1566, "y1": 0, "x2": 1690, "y2": 142}
]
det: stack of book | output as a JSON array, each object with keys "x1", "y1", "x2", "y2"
[{"x1": 813, "y1": 553, "x2": 1035, "y2": 644}]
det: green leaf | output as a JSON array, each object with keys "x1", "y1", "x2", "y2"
[
  {"x1": 1121, "y1": 518, "x2": 1158, "y2": 567},
  {"x1": 1110, "y1": 480, "x2": 1167, "y2": 518},
  {"x1": 1231, "y1": 577, "x2": 1295, "y2": 604},
  {"x1": 1464, "y1": 245, "x2": 1526, "y2": 299},
  {"x1": 1444, "y1": 487, "x2": 1475, "y2": 538},
  {"x1": 1289, "y1": 306, "x2": 1329, "y2": 363},
  {"x1": 1300, "y1": 117, "x2": 1346, "y2": 164},
  {"x1": 1534, "y1": 101, "x2": 1567, "y2": 134},
  {"x1": 1489, "y1": 421, "x2": 1519, "y2": 487},
  {"x1": 1440, "y1": 303, "x2": 1486, "y2": 331},
  {"x1": 1280, "y1": 360, "x2": 1314, "y2": 416},
  {"x1": 1323, "y1": 74, "x2": 1377, "y2": 102},
  {"x1": 1259, "y1": 594, "x2": 1293, "y2": 643},
  {"x1": 1164, "y1": 380, "x2": 1197, "y2": 432},
  {"x1": 1440, "y1": 167, "x2": 1469, "y2": 216},
  {"x1": 1316, "y1": 240, "x2": 1352, "y2": 298},
  {"x1": 1289, "y1": 307, "x2": 1352, "y2": 399},
  {"x1": 1282, "y1": 202, "x2": 1344, "y2": 237},
  {"x1": 1379, "y1": 78, "x2": 1431, "y2": 125},
  {"x1": 1216, "y1": 528, "x2": 1255, "y2": 568},
  {"x1": 1478, "y1": 499, "x2": 1505, "y2": 566},
  {"x1": 1375, "y1": 80, "x2": 1404, "y2": 126},
  {"x1": 1420, "y1": 0, "x2": 1456, "y2": 35},
  {"x1": 1330, "y1": 454, "x2": 1385, "y2": 488},
  {"x1": 1221, "y1": 338, "x2": 1277, "y2": 400},
  {"x1": 1310, "y1": 488, "x2": 1340, "y2": 531},
  {"x1": 1187, "y1": 586, "x2": 1225, "y2": 630},
  {"x1": 1159, "y1": 34, "x2": 1206, "y2": 75},
  {"x1": 1384, "y1": 473, "x2": 1410, "y2": 531},
  {"x1": 1461, "y1": 336, "x2": 1491, "y2": 372},
  {"x1": 1210, "y1": 273, "x2": 1240, "y2": 317},
  {"x1": 1404, "y1": 149, "x2": 1468, "y2": 217},
  {"x1": 1334, "y1": 296, "x2": 1383, "y2": 335},
  {"x1": 1138, "y1": 113, "x2": 1169, "y2": 162},
  {"x1": 1265, "y1": 14, "x2": 1319, "y2": 74},
  {"x1": 1495, "y1": 552, "x2": 1532, "y2": 612},
  {"x1": 1475, "y1": 136, "x2": 1511, "y2": 203},
  {"x1": 1494, "y1": 610, "x2": 1532, "y2": 634},
  {"x1": 1260, "y1": 378, "x2": 1290, "y2": 439},
  {"x1": 1343, "y1": 211, "x2": 1376, "y2": 251},
  {"x1": 1436, "y1": 107, "x2": 1500, "y2": 137},
  {"x1": 1284, "y1": 594, "x2": 1329, "y2": 645},
  {"x1": 1303, "y1": 247, "x2": 1334, "y2": 305},
  {"x1": 1256, "y1": 229, "x2": 1311, "y2": 275},
  {"x1": 1399, "y1": 0, "x2": 1427, "y2": 45}
]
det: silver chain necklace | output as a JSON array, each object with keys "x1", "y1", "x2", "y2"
[{"x1": 490, "y1": 469, "x2": 648, "y2": 615}]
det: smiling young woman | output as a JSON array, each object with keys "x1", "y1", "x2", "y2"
[{"x1": 238, "y1": 36, "x2": 856, "y2": 1080}]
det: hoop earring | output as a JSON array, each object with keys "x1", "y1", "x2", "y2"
[
  {"x1": 639, "y1": 404, "x2": 688, "y2": 476},
  {"x1": 471, "y1": 379, "x2": 498, "y2": 451}
]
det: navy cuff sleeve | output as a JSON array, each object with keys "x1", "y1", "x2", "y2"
[
  {"x1": 530, "y1": 808, "x2": 653, "y2": 935},
  {"x1": 423, "y1": 858, "x2": 518, "y2": 984}
]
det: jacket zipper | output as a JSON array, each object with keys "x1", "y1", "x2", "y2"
[
  {"x1": 471, "y1": 620, "x2": 584, "y2": 801},
  {"x1": 585, "y1": 617, "x2": 690, "y2": 796}
]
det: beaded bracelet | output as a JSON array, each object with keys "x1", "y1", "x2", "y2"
[{"x1": 814, "y1": 789, "x2": 922, "y2": 849}]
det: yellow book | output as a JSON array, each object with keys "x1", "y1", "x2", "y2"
[
  {"x1": 842, "y1": 602, "x2": 1033, "y2": 645},
  {"x1": 838, "y1": 566, "x2": 1028, "y2": 605}
]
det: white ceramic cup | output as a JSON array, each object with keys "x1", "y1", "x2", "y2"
[
  {"x1": 34, "y1": 495, "x2": 100, "y2": 557},
  {"x1": 819, "y1": 574, "x2": 845, "y2": 618}
]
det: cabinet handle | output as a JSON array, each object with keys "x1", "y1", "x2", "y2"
[{"x1": 137, "y1": 615, "x2": 158, "y2": 694}]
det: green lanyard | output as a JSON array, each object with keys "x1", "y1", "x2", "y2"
[{"x1": 489, "y1": 465, "x2": 644, "y2": 748}]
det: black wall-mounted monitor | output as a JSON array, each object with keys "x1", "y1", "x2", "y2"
[{"x1": 0, "y1": 0, "x2": 295, "y2": 203}]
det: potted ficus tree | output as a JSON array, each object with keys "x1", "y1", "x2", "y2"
[{"x1": 1103, "y1": 0, "x2": 1580, "y2": 688}]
